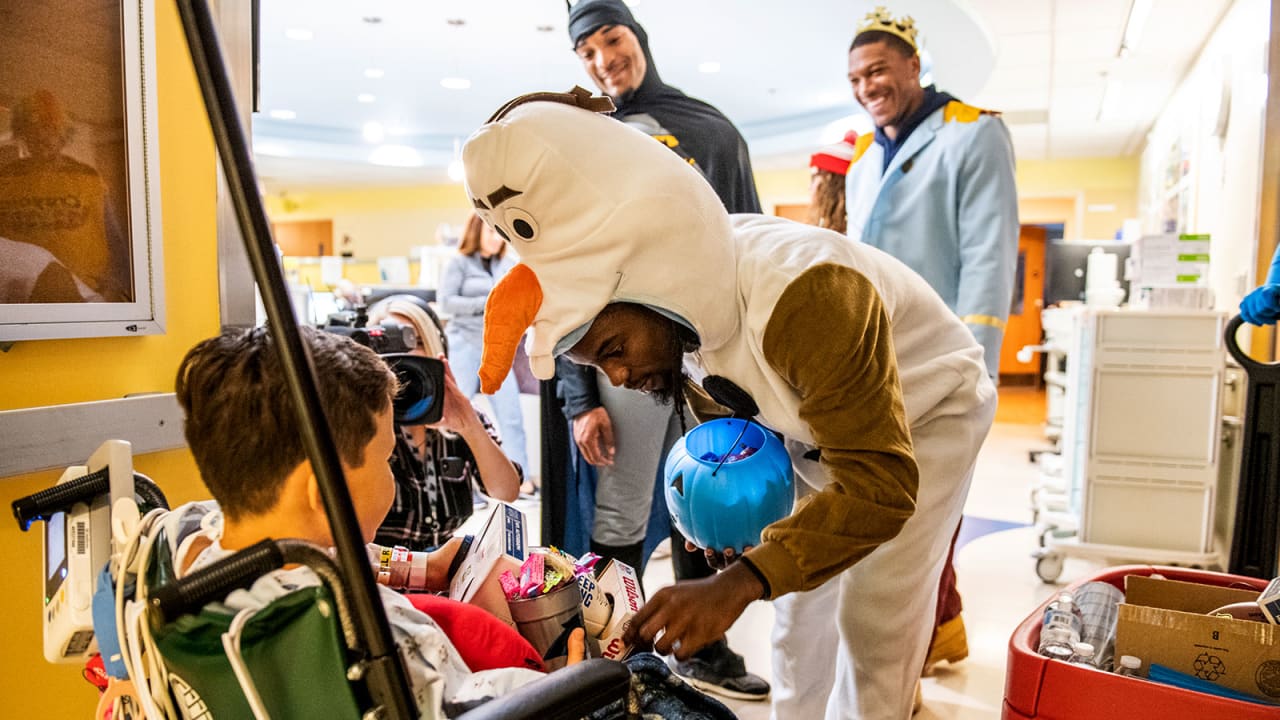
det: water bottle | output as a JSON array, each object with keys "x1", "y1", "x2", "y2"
[
  {"x1": 1116, "y1": 655, "x2": 1143, "y2": 678},
  {"x1": 1067, "y1": 641, "x2": 1096, "y2": 666},
  {"x1": 1074, "y1": 581, "x2": 1124, "y2": 670},
  {"x1": 1038, "y1": 593, "x2": 1083, "y2": 658}
]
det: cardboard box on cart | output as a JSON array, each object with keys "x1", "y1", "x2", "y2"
[
  {"x1": 1115, "y1": 575, "x2": 1280, "y2": 703},
  {"x1": 448, "y1": 502, "x2": 526, "y2": 628}
]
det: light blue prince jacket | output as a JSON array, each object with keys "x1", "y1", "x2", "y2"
[{"x1": 845, "y1": 100, "x2": 1019, "y2": 379}]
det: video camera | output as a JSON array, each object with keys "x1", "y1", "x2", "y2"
[{"x1": 324, "y1": 306, "x2": 445, "y2": 425}]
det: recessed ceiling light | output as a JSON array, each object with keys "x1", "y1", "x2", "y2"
[
  {"x1": 285, "y1": 28, "x2": 313, "y2": 41},
  {"x1": 369, "y1": 145, "x2": 424, "y2": 167},
  {"x1": 357, "y1": 93, "x2": 376, "y2": 103},
  {"x1": 698, "y1": 61, "x2": 721, "y2": 74},
  {"x1": 441, "y1": 77, "x2": 472, "y2": 90},
  {"x1": 268, "y1": 109, "x2": 296, "y2": 120},
  {"x1": 363, "y1": 121, "x2": 386, "y2": 143},
  {"x1": 364, "y1": 68, "x2": 385, "y2": 79}
]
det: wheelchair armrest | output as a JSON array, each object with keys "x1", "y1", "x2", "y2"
[
  {"x1": 456, "y1": 658, "x2": 632, "y2": 720},
  {"x1": 149, "y1": 539, "x2": 286, "y2": 624}
]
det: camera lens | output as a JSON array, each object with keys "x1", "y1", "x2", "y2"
[
  {"x1": 383, "y1": 355, "x2": 445, "y2": 425},
  {"x1": 396, "y1": 365, "x2": 435, "y2": 421}
]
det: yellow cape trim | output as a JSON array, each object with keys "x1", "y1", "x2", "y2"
[
  {"x1": 961, "y1": 314, "x2": 1006, "y2": 330},
  {"x1": 849, "y1": 133, "x2": 877, "y2": 168},
  {"x1": 942, "y1": 100, "x2": 998, "y2": 124}
]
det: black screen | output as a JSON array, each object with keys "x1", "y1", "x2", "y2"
[
  {"x1": 44, "y1": 511, "x2": 67, "y2": 604},
  {"x1": 1045, "y1": 241, "x2": 1132, "y2": 307}
]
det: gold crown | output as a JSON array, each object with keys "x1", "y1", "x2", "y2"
[{"x1": 856, "y1": 6, "x2": 919, "y2": 52}]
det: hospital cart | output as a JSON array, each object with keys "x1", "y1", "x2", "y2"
[{"x1": 1030, "y1": 308, "x2": 1228, "y2": 583}]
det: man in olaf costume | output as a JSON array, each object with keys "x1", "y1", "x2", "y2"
[{"x1": 464, "y1": 87, "x2": 996, "y2": 720}]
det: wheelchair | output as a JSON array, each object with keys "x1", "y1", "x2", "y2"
[
  {"x1": 126, "y1": 504, "x2": 635, "y2": 720},
  {"x1": 15, "y1": 476, "x2": 634, "y2": 720},
  {"x1": 15, "y1": 454, "x2": 740, "y2": 719}
]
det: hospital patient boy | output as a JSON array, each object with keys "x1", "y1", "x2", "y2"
[{"x1": 173, "y1": 325, "x2": 564, "y2": 715}]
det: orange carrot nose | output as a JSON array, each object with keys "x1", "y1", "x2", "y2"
[{"x1": 480, "y1": 263, "x2": 543, "y2": 394}]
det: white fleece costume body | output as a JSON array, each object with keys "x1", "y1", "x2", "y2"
[{"x1": 462, "y1": 93, "x2": 995, "y2": 720}]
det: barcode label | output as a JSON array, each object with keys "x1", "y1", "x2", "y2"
[{"x1": 75, "y1": 522, "x2": 88, "y2": 555}]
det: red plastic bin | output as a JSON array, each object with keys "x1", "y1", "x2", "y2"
[{"x1": 1003, "y1": 565, "x2": 1279, "y2": 719}]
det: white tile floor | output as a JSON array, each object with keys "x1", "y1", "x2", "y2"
[{"x1": 501, "y1": 419, "x2": 1114, "y2": 719}]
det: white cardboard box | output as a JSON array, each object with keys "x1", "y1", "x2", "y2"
[
  {"x1": 448, "y1": 502, "x2": 526, "y2": 625},
  {"x1": 586, "y1": 559, "x2": 645, "y2": 660}
]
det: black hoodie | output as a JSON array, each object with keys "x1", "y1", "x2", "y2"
[{"x1": 568, "y1": 0, "x2": 762, "y2": 216}]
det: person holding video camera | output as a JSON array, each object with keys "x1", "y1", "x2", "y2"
[{"x1": 364, "y1": 295, "x2": 522, "y2": 550}]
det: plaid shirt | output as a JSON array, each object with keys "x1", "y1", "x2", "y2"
[{"x1": 375, "y1": 408, "x2": 522, "y2": 550}]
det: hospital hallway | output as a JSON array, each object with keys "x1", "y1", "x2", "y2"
[{"x1": 633, "y1": 386, "x2": 1111, "y2": 718}]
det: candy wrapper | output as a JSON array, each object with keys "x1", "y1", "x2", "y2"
[
  {"x1": 699, "y1": 443, "x2": 759, "y2": 463},
  {"x1": 518, "y1": 553, "x2": 545, "y2": 598},
  {"x1": 575, "y1": 552, "x2": 604, "y2": 576},
  {"x1": 501, "y1": 547, "x2": 582, "y2": 601}
]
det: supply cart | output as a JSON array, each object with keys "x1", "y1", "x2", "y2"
[
  {"x1": 1004, "y1": 565, "x2": 1276, "y2": 719},
  {"x1": 1031, "y1": 308, "x2": 1227, "y2": 583}
]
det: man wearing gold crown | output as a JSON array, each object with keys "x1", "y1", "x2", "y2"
[
  {"x1": 462, "y1": 87, "x2": 997, "y2": 720},
  {"x1": 843, "y1": 6, "x2": 1020, "y2": 682}
]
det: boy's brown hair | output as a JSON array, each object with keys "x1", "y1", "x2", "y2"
[{"x1": 175, "y1": 325, "x2": 398, "y2": 520}]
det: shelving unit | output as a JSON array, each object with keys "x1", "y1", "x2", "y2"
[{"x1": 1031, "y1": 307, "x2": 1228, "y2": 582}]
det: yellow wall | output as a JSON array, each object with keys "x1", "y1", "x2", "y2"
[
  {"x1": 265, "y1": 167, "x2": 819, "y2": 259},
  {"x1": 266, "y1": 184, "x2": 471, "y2": 258},
  {"x1": 0, "y1": 1, "x2": 221, "y2": 715},
  {"x1": 1016, "y1": 156, "x2": 1140, "y2": 240},
  {"x1": 755, "y1": 167, "x2": 812, "y2": 213}
]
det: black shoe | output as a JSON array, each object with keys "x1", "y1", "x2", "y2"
[{"x1": 668, "y1": 639, "x2": 770, "y2": 701}]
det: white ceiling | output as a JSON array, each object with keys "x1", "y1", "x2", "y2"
[{"x1": 252, "y1": 0, "x2": 1233, "y2": 189}]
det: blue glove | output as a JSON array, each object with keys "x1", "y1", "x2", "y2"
[{"x1": 1240, "y1": 284, "x2": 1280, "y2": 325}]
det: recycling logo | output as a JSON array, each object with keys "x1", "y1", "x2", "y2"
[{"x1": 1193, "y1": 652, "x2": 1226, "y2": 681}]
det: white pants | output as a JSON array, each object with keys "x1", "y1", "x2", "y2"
[{"x1": 770, "y1": 390, "x2": 996, "y2": 720}]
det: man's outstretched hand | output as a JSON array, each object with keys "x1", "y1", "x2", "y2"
[{"x1": 623, "y1": 561, "x2": 764, "y2": 660}]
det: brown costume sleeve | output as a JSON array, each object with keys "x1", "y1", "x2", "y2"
[{"x1": 742, "y1": 263, "x2": 919, "y2": 598}]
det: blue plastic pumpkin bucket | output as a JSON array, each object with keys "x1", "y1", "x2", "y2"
[{"x1": 663, "y1": 417, "x2": 794, "y2": 553}]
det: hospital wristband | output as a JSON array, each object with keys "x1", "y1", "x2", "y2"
[{"x1": 408, "y1": 549, "x2": 430, "y2": 591}]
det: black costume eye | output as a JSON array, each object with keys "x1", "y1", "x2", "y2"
[{"x1": 501, "y1": 207, "x2": 539, "y2": 242}]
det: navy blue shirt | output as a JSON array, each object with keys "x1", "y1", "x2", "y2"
[{"x1": 873, "y1": 85, "x2": 955, "y2": 172}]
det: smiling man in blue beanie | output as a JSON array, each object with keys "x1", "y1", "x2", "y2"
[{"x1": 551, "y1": 0, "x2": 769, "y2": 702}]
